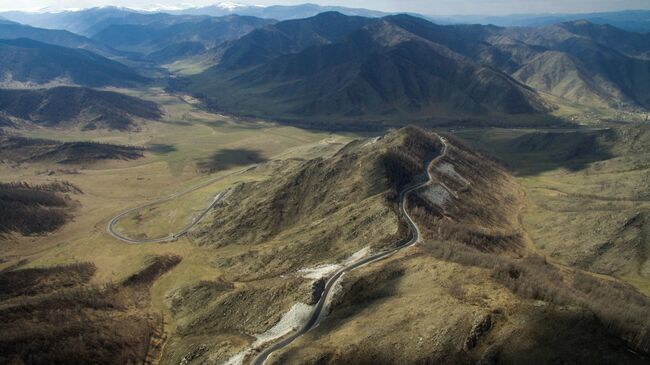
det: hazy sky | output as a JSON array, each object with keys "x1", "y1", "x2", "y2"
[{"x1": 2, "y1": 0, "x2": 650, "y2": 15}]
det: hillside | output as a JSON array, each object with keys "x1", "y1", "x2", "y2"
[
  {"x1": 0, "y1": 87, "x2": 161, "y2": 130},
  {"x1": 0, "y1": 39, "x2": 147, "y2": 87},
  {"x1": 478, "y1": 125, "x2": 650, "y2": 283},
  {"x1": 155, "y1": 127, "x2": 650, "y2": 364},
  {"x1": 0, "y1": 181, "x2": 81, "y2": 236},
  {"x1": 186, "y1": 13, "x2": 550, "y2": 125},
  {"x1": 268, "y1": 131, "x2": 650, "y2": 364},
  {"x1": 0, "y1": 136, "x2": 144, "y2": 164},
  {"x1": 216, "y1": 12, "x2": 377, "y2": 70},
  {"x1": 0, "y1": 256, "x2": 180, "y2": 364},
  {"x1": 485, "y1": 21, "x2": 650, "y2": 109}
]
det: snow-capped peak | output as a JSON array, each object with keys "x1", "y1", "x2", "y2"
[
  {"x1": 143, "y1": 3, "x2": 199, "y2": 12},
  {"x1": 215, "y1": 2, "x2": 249, "y2": 11}
]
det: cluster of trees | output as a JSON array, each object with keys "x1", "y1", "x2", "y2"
[
  {"x1": 382, "y1": 126, "x2": 442, "y2": 190},
  {"x1": 0, "y1": 256, "x2": 181, "y2": 365},
  {"x1": 0, "y1": 181, "x2": 80, "y2": 235}
]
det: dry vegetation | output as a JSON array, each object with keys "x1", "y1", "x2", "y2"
[
  {"x1": 2, "y1": 115, "x2": 649, "y2": 365},
  {"x1": 0, "y1": 181, "x2": 81, "y2": 235},
  {"x1": 256, "y1": 127, "x2": 650, "y2": 364},
  {"x1": 0, "y1": 135, "x2": 145, "y2": 164},
  {"x1": 157, "y1": 127, "x2": 443, "y2": 363},
  {"x1": 0, "y1": 255, "x2": 180, "y2": 365}
]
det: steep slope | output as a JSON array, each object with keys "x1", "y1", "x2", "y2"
[
  {"x1": 385, "y1": 16, "x2": 650, "y2": 111},
  {"x1": 0, "y1": 87, "x2": 161, "y2": 130},
  {"x1": 512, "y1": 51, "x2": 629, "y2": 107},
  {"x1": 517, "y1": 38, "x2": 650, "y2": 109},
  {"x1": 0, "y1": 39, "x2": 148, "y2": 87},
  {"x1": 92, "y1": 15, "x2": 273, "y2": 59},
  {"x1": 0, "y1": 181, "x2": 81, "y2": 235},
  {"x1": 556, "y1": 20, "x2": 650, "y2": 58},
  {"x1": 187, "y1": 14, "x2": 549, "y2": 125},
  {"x1": 364, "y1": 16, "x2": 650, "y2": 112}
]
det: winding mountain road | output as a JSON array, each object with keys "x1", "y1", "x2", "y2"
[
  {"x1": 251, "y1": 135, "x2": 448, "y2": 365},
  {"x1": 106, "y1": 165, "x2": 257, "y2": 244}
]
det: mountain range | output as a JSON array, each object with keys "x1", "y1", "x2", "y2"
[
  {"x1": 0, "y1": 20, "x2": 119, "y2": 57},
  {"x1": 0, "y1": 4, "x2": 388, "y2": 36},
  {"x1": 181, "y1": 12, "x2": 649, "y2": 125},
  {"x1": 0, "y1": 6, "x2": 648, "y2": 127},
  {"x1": 91, "y1": 14, "x2": 274, "y2": 61},
  {"x1": 432, "y1": 10, "x2": 650, "y2": 33},
  {"x1": 169, "y1": 2, "x2": 389, "y2": 19},
  {"x1": 3, "y1": 5, "x2": 648, "y2": 33}
]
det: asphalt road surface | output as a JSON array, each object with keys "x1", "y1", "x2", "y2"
[
  {"x1": 251, "y1": 135, "x2": 448, "y2": 365},
  {"x1": 106, "y1": 164, "x2": 258, "y2": 243}
]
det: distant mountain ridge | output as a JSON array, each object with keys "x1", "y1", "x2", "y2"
[
  {"x1": 91, "y1": 14, "x2": 274, "y2": 60},
  {"x1": 0, "y1": 38, "x2": 147, "y2": 87},
  {"x1": 432, "y1": 10, "x2": 650, "y2": 33},
  {"x1": 0, "y1": 21, "x2": 119, "y2": 57},
  {"x1": 0, "y1": 7, "x2": 182, "y2": 36},
  {"x1": 170, "y1": 2, "x2": 390, "y2": 20},
  {"x1": 3, "y1": 6, "x2": 648, "y2": 34},
  {"x1": 185, "y1": 12, "x2": 551, "y2": 125}
]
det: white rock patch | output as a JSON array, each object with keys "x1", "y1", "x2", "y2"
[
  {"x1": 343, "y1": 246, "x2": 371, "y2": 265},
  {"x1": 299, "y1": 246, "x2": 370, "y2": 280},
  {"x1": 363, "y1": 136, "x2": 381, "y2": 147},
  {"x1": 221, "y1": 303, "x2": 314, "y2": 365},
  {"x1": 421, "y1": 184, "x2": 452, "y2": 207},
  {"x1": 436, "y1": 163, "x2": 470, "y2": 187},
  {"x1": 223, "y1": 352, "x2": 246, "y2": 365},
  {"x1": 253, "y1": 303, "x2": 313, "y2": 345},
  {"x1": 299, "y1": 264, "x2": 341, "y2": 280}
]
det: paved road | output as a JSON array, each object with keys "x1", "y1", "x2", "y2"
[
  {"x1": 106, "y1": 164, "x2": 258, "y2": 244},
  {"x1": 251, "y1": 135, "x2": 448, "y2": 365}
]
